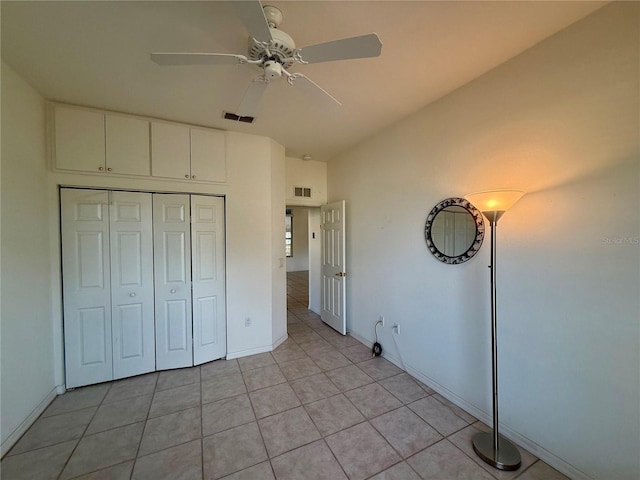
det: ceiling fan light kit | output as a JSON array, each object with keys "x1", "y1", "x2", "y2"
[{"x1": 150, "y1": 1, "x2": 382, "y2": 118}]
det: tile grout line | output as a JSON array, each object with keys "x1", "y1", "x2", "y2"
[{"x1": 54, "y1": 382, "x2": 114, "y2": 480}]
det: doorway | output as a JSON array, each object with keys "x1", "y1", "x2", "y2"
[{"x1": 285, "y1": 206, "x2": 321, "y2": 314}]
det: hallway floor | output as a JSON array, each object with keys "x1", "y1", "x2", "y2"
[{"x1": 1, "y1": 271, "x2": 569, "y2": 479}]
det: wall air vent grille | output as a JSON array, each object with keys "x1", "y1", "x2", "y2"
[
  {"x1": 294, "y1": 187, "x2": 312, "y2": 198},
  {"x1": 223, "y1": 112, "x2": 255, "y2": 124}
]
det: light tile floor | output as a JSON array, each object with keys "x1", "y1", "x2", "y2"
[{"x1": 1, "y1": 271, "x2": 571, "y2": 480}]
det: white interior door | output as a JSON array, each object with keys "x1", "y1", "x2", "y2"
[
  {"x1": 61, "y1": 189, "x2": 113, "y2": 388},
  {"x1": 321, "y1": 200, "x2": 347, "y2": 334},
  {"x1": 191, "y1": 195, "x2": 226, "y2": 365},
  {"x1": 153, "y1": 194, "x2": 193, "y2": 370},
  {"x1": 110, "y1": 191, "x2": 155, "y2": 379}
]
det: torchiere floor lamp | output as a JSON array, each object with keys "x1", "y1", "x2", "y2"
[{"x1": 465, "y1": 189, "x2": 525, "y2": 471}]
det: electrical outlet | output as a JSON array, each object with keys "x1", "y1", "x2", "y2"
[
  {"x1": 379, "y1": 315, "x2": 385, "y2": 327},
  {"x1": 392, "y1": 323, "x2": 400, "y2": 335},
  {"x1": 245, "y1": 317, "x2": 252, "y2": 327}
]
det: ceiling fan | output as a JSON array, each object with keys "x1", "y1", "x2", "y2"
[{"x1": 150, "y1": 1, "x2": 382, "y2": 119}]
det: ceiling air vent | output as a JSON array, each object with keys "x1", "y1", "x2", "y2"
[
  {"x1": 223, "y1": 112, "x2": 255, "y2": 124},
  {"x1": 294, "y1": 186, "x2": 312, "y2": 198}
]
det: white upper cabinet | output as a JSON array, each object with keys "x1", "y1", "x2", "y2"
[
  {"x1": 150, "y1": 122, "x2": 191, "y2": 180},
  {"x1": 106, "y1": 114, "x2": 150, "y2": 176},
  {"x1": 151, "y1": 121, "x2": 226, "y2": 183},
  {"x1": 52, "y1": 103, "x2": 226, "y2": 183},
  {"x1": 191, "y1": 127, "x2": 226, "y2": 183},
  {"x1": 54, "y1": 105, "x2": 106, "y2": 173},
  {"x1": 53, "y1": 104, "x2": 151, "y2": 175}
]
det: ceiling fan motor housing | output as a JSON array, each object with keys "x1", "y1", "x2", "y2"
[
  {"x1": 248, "y1": 28, "x2": 296, "y2": 69},
  {"x1": 263, "y1": 60, "x2": 282, "y2": 80}
]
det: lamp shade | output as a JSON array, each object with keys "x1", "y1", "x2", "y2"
[{"x1": 465, "y1": 190, "x2": 525, "y2": 214}]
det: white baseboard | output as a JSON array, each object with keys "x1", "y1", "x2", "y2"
[
  {"x1": 1, "y1": 385, "x2": 60, "y2": 457},
  {"x1": 272, "y1": 333, "x2": 288, "y2": 350},
  {"x1": 348, "y1": 332, "x2": 594, "y2": 480},
  {"x1": 226, "y1": 335, "x2": 288, "y2": 361}
]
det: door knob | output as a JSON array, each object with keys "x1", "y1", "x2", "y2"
[
  {"x1": 129, "y1": 293, "x2": 136, "y2": 297},
  {"x1": 170, "y1": 289, "x2": 177, "y2": 294}
]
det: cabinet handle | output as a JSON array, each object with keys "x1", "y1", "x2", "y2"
[
  {"x1": 192, "y1": 175, "x2": 196, "y2": 179},
  {"x1": 129, "y1": 292, "x2": 136, "y2": 297},
  {"x1": 185, "y1": 174, "x2": 190, "y2": 179},
  {"x1": 107, "y1": 167, "x2": 112, "y2": 172},
  {"x1": 98, "y1": 166, "x2": 104, "y2": 171},
  {"x1": 170, "y1": 289, "x2": 177, "y2": 294}
]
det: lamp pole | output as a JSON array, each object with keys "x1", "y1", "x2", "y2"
[
  {"x1": 465, "y1": 189, "x2": 524, "y2": 470},
  {"x1": 472, "y1": 210, "x2": 521, "y2": 471}
]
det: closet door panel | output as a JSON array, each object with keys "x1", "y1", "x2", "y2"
[
  {"x1": 61, "y1": 189, "x2": 113, "y2": 388},
  {"x1": 192, "y1": 195, "x2": 226, "y2": 365},
  {"x1": 154, "y1": 194, "x2": 193, "y2": 370},
  {"x1": 110, "y1": 191, "x2": 155, "y2": 379}
]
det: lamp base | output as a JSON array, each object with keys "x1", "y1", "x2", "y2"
[{"x1": 472, "y1": 432, "x2": 521, "y2": 471}]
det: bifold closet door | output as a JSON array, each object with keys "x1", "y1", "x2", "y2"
[
  {"x1": 109, "y1": 191, "x2": 155, "y2": 379},
  {"x1": 191, "y1": 195, "x2": 226, "y2": 365},
  {"x1": 62, "y1": 189, "x2": 113, "y2": 388},
  {"x1": 62, "y1": 189, "x2": 156, "y2": 388},
  {"x1": 153, "y1": 194, "x2": 193, "y2": 370}
]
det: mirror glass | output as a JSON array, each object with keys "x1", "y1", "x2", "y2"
[{"x1": 425, "y1": 198, "x2": 484, "y2": 264}]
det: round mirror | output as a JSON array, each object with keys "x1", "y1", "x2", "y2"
[{"x1": 424, "y1": 197, "x2": 485, "y2": 264}]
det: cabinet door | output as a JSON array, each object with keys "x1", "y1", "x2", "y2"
[
  {"x1": 190, "y1": 128, "x2": 226, "y2": 182},
  {"x1": 191, "y1": 195, "x2": 226, "y2": 365},
  {"x1": 153, "y1": 194, "x2": 193, "y2": 370},
  {"x1": 106, "y1": 115, "x2": 150, "y2": 176},
  {"x1": 110, "y1": 191, "x2": 155, "y2": 379},
  {"x1": 54, "y1": 106, "x2": 105, "y2": 173},
  {"x1": 151, "y1": 122, "x2": 191, "y2": 180},
  {"x1": 61, "y1": 189, "x2": 113, "y2": 388}
]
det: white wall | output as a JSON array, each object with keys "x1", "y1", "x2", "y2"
[
  {"x1": 1, "y1": 62, "x2": 57, "y2": 454},
  {"x1": 308, "y1": 208, "x2": 321, "y2": 314},
  {"x1": 285, "y1": 156, "x2": 327, "y2": 206},
  {"x1": 327, "y1": 4, "x2": 639, "y2": 480},
  {"x1": 285, "y1": 207, "x2": 309, "y2": 272},
  {"x1": 270, "y1": 140, "x2": 287, "y2": 348}
]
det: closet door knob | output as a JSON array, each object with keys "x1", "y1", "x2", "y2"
[
  {"x1": 191, "y1": 175, "x2": 196, "y2": 179},
  {"x1": 98, "y1": 166, "x2": 104, "y2": 171},
  {"x1": 185, "y1": 174, "x2": 190, "y2": 179},
  {"x1": 170, "y1": 289, "x2": 177, "y2": 294},
  {"x1": 129, "y1": 292, "x2": 136, "y2": 297},
  {"x1": 107, "y1": 167, "x2": 112, "y2": 172}
]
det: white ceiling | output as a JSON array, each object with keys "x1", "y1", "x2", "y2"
[{"x1": 2, "y1": 1, "x2": 605, "y2": 162}]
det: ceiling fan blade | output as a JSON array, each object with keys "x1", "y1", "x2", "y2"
[
  {"x1": 151, "y1": 53, "x2": 248, "y2": 66},
  {"x1": 289, "y1": 74, "x2": 341, "y2": 107},
  {"x1": 237, "y1": 78, "x2": 270, "y2": 117},
  {"x1": 297, "y1": 33, "x2": 382, "y2": 64},
  {"x1": 230, "y1": 0, "x2": 273, "y2": 44}
]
